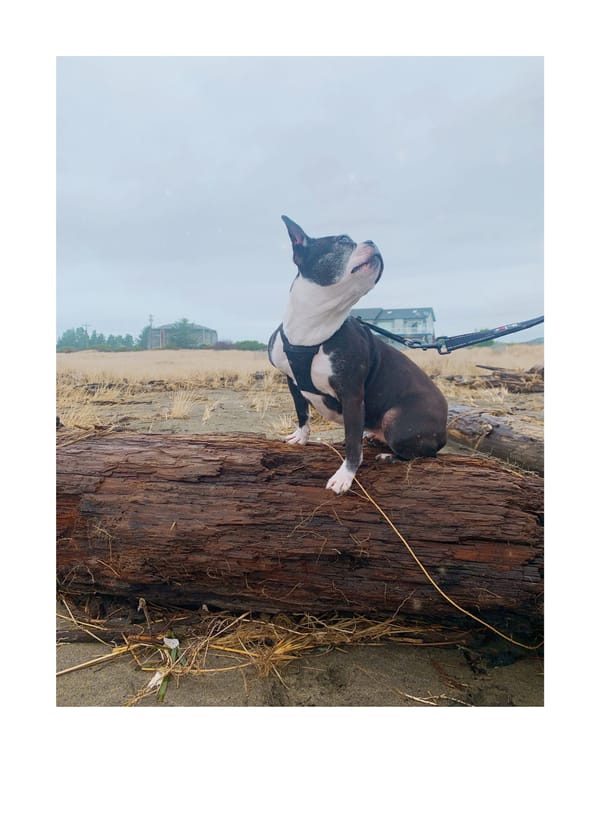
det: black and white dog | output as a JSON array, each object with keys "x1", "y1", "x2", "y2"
[{"x1": 268, "y1": 216, "x2": 448, "y2": 494}]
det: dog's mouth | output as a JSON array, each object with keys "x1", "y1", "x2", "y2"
[{"x1": 351, "y1": 253, "x2": 383, "y2": 276}]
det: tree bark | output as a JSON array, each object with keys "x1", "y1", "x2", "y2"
[
  {"x1": 446, "y1": 404, "x2": 544, "y2": 475},
  {"x1": 57, "y1": 432, "x2": 543, "y2": 635}
]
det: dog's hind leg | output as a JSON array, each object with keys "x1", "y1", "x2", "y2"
[{"x1": 381, "y1": 406, "x2": 447, "y2": 460}]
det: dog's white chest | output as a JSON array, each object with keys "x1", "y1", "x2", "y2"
[
  {"x1": 271, "y1": 333, "x2": 342, "y2": 423},
  {"x1": 307, "y1": 348, "x2": 336, "y2": 397},
  {"x1": 270, "y1": 333, "x2": 334, "y2": 393},
  {"x1": 302, "y1": 350, "x2": 343, "y2": 422}
]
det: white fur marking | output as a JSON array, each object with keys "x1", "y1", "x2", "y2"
[
  {"x1": 283, "y1": 242, "x2": 381, "y2": 346},
  {"x1": 299, "y1": 348, "x2": 344, "y2": 423},
  {"x1": 309, "y1": 348, "x2": 336, "y2": 396},
  {"x1": 326, "y1": 460, "x2": 356, "y2": 494},
  {"x1": 269, "y1": 330, "x2": 293, "y2": 379},
  {"x1": 286, "y1": 424, "x2": 311, "y2": 445},
  {"x1": 302, "y1": 393, "x2": 343, "y2": 424}
]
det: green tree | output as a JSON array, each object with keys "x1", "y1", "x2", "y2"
[
  {"x1": 168, "y1": 318, "x2": 196, "y2": 349},
  {"x1": 136, "y1": 325, "x2": 152, "y2": 350},
  {"x1": 56, "y1": 326, "x2": 89, "y2": 350},
  {"x1": 235, "y1": 340, "x2": 268, "y2": 351},
  {"x1": 89, "y1": 330, "x2": 109, "y2": 350}
]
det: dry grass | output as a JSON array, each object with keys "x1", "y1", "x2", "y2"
[
  {"x1": 404, "y1": 343, "x2": 543, "y2": 378},
  {"x1": 57, "y1": 600, "x2": 472, "y2": 706},
  {"x1": 168, "y1": 390, "x2": 200, "y2": 419},
  {"x1": 57, "y1": 345, "x2": 543, "y2": 432},
  {"x1": 200, "y1": 400, "x2": 221, "y2": 424},
  {"x1": 56, "y1": 349, "x2": 270, "y2": 382},
  {"x1": 56, "y1": 344, "x2": 542, "y2": 384},
  {"x1": 266, "y1": 412, "x2": 296, "y2": 436},
  {"x1": 56, "y1": 377, "x2": 137, "y2": 430},
  {"x1": 56, "y1": 402, "x2": 101, "y2": 430}
]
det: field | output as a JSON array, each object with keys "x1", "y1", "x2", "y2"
[
  {"x1": 56, "y1": 344, "x2": 543, "y2": 439},
  {"x1": 56, "y1": 343, "x2": 542, "y2": 381},
  {"x1": 56, "y1": 344, "x2": 544, "y2": 707}
]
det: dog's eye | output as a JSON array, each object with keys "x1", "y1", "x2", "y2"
[{"x1": 337, "y1": 235, "x2": 352, "y2": 244}]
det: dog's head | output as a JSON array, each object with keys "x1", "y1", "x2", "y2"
[{"x1": 282, "y1": 216, "x2": 383, "y2": 294}]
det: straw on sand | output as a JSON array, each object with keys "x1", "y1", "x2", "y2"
[{"x1": 57, "y1": 598, "x2": 471, "y2": 706}]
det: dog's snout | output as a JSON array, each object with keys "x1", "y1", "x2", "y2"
[
  {"x1": 364, "y1": 240, "x2": 382, "y2": 259},
  {"x1": 372, "y1": 253, "x2": 383, "y2": 274}
]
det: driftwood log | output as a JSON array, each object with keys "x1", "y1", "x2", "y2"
[
  {"x1": 444, "y1": 365, "x2": 544, "y2": 393},
  {"x1": 57, "y1": 432, "x2": 543, "y2": 636},
  {"x1": 446, "y1": 404, "x2": 544, "y2": 475}
]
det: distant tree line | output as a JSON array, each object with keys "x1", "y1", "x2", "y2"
[
  {"x1": 213, "y1": 340, "x2": 267, "y2": 351},
  {"x1": 56, "y1": 320, "x2": 267, "y2": 352},
  {"x1": 56, "y1": 327, "x2": 137, "y2": 352}
]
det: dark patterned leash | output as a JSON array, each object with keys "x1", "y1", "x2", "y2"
[{"x1": 355, "y1": 315, "x2": 544, "y2": 355}]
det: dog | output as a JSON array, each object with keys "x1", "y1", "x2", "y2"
[{"x1": 268, "y1": 216, "x2": 448, "y2": 494}]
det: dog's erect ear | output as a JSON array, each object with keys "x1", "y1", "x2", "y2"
[{"x1": 281, "y1": 215, "x2": 309, "y2": 248}]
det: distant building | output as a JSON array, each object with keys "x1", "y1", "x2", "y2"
[
  {"x1": 149, "y1": 322, "x2": 218, "y2": 349},
  {"x1": 349, "y1": 307, "x2": 436, "y2": 348}
]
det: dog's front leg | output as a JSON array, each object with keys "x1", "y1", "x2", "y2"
[
  {"x1": 285, "y1": 377, "x2": 311, "y2": 445},
  {"x1": 326, "y1": 395, "x2": 364, "y2": 494}
]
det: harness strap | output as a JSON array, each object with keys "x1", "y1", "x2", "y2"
[{"x1": 279, "y1": 326, "x2": 325, "y2": 394}]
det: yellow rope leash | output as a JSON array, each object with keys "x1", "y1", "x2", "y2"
[{"x1": 321, "y1": 442, "x2": 544, "y2": 651}]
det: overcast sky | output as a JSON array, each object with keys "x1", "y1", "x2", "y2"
[{"x1": 56, "y1": 56, "x2": 543, "y2": 343}]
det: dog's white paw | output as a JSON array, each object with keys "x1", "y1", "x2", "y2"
[
  {"x1": 286, "y1": 424, "x2": 310, "y2": 445},
  {"x1": 375, "y1": 452, "x2": 395, "y2": 464},
  {"x1": 326, "y1": 462, "x2": 356, "y2": 494}
]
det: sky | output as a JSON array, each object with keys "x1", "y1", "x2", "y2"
[{"x1": 56, "y1": 56, "x2": 544, "y2": 344}]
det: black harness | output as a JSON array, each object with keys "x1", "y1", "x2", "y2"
[
  {"x1": 279, "y1": 325, "x2": 327, "y2": 395},
  {"x1": 277, "y1": 311, "x2": 544, "y2": 395}
]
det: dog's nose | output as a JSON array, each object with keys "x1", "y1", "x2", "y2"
[{"x1": 364, "y1": 240, "x2": 375, "y2": 247}]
